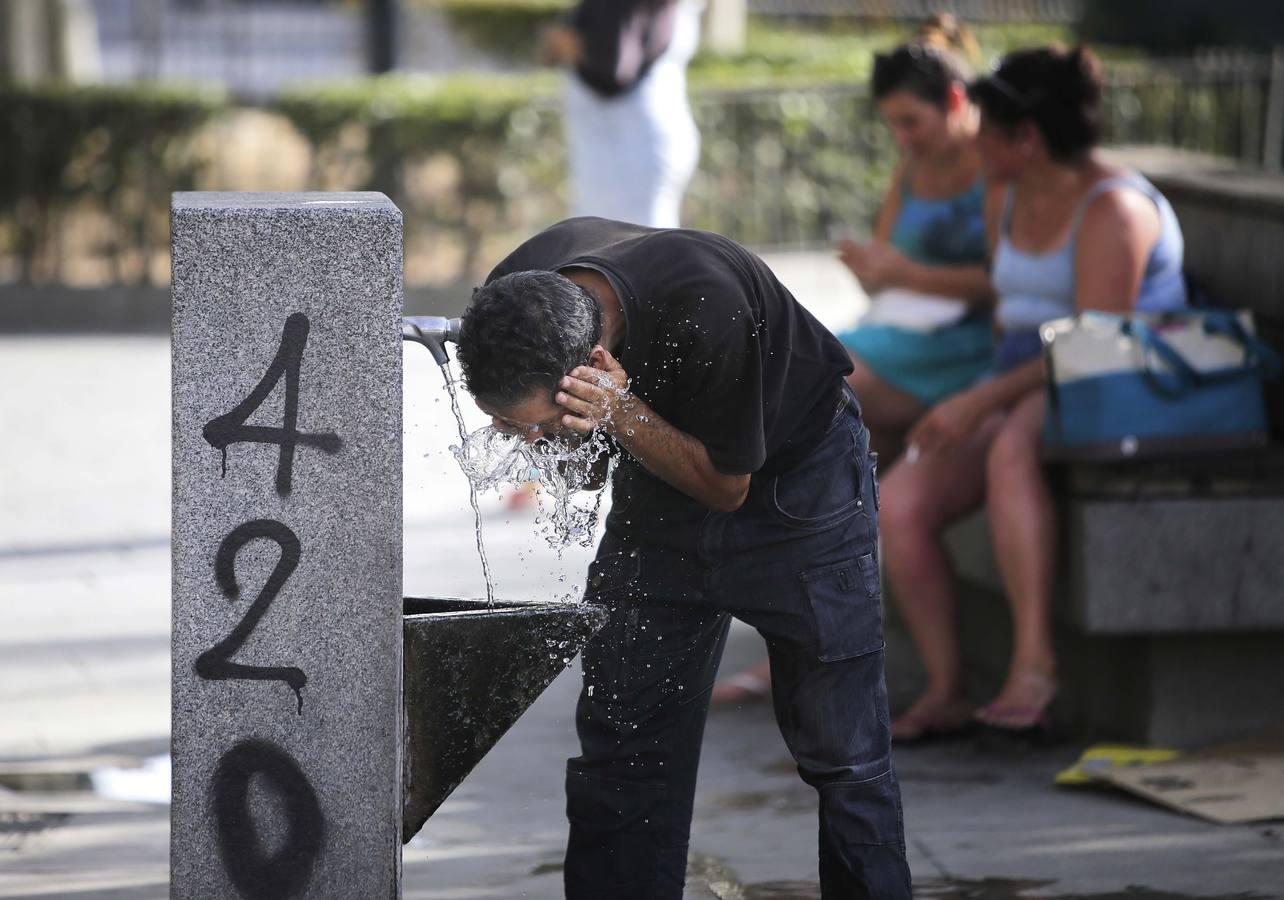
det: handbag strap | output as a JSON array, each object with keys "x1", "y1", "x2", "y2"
[
  {"x1": 1122, "y1": 313, "x2": 1283, "y2": 396},
  {"x1": 1121, "y1": 319, "x2": 1199, "y2": 397},
  {"x1": 1199, "y1": 311, "x2": 1284, "y2": 381}
]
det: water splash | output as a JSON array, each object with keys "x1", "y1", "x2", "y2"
[
  {"x1": 437, "y1": 363, "x2": 616, "y2": 606},
  {"x1": 450, "y1": 420, "x2": 613, "y2": 553}
]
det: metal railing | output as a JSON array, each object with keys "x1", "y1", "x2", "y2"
[
  {"x1": 1104, "y1": 50, "x2": 1284, "y2": 170},
  {"x1": 90, "y1": 0, "x2": 504, "y2": 100},
  {"x1": 678, "y1": 51, "x2": 1284, "y2": 247}
]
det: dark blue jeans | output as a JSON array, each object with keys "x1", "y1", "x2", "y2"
[{"x1": 565, "y1": 391, "x2": 912, "y2": 899}]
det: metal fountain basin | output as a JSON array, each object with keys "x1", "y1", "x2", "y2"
[{"x1": 400, "y1": 596, "x2": 607, "y2": 841}]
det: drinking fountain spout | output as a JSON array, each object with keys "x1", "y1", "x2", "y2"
[{"x1": 402, "y1": 316, "x2": 462, "y2": 366}]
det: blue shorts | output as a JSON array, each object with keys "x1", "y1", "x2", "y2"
[
  {"x1": 993, "y1": 330, "x2": 1044, "y2": 374},
  {"x1": 835, "y1": 316, "x2": 995, "y2": 406}
]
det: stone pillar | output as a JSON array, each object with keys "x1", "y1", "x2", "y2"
[{"x1": 171, "y1": 193, "x2": 403, "y2": 899}]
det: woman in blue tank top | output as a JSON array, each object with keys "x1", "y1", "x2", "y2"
[
  {"x1": 714, "y1": 16, "x2": 1004, "y2": 705},
  {"x1": 878, "y1": 45, "x2": 1188, "y2": 740},
  {"x1": 831, "y1": 17, "x2": 1003, "y2": 463}
]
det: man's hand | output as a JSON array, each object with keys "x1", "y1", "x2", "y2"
[
  {"x1": 556, "y1": 345, "x2": 632, "y2": 436},
  {"x1": 555, "y1": 345, "x2": 748, "y2": 512},
  {"x1": 837, "y1": 239, "x2": 915, "y2": 294}
]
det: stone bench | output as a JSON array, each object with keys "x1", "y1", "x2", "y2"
[
  {"x1": 893, "y1": 450, "x2": 1284, "y2": 749},
  {"x1": 886, "y1": 148, "x2": 1284, "y2": 749}
]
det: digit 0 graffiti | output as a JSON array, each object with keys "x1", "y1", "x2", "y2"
[{"x1": 212, "y1": 739, "x2": 325, "y2": 900}]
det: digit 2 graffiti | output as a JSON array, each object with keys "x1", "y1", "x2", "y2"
[
  {"x1": 194, "y1": 519, "x2": 308, "y2": 714},
  {"x1": 213, "y1": 739, "x2": 325, "y2": 900},
  {"x1": 203, "y1": 312, "x2": 342, "y2": 496}
]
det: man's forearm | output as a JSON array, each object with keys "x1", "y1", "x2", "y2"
[{"x1": 609, "y1": 394, "x2": 749, "y2": 513}]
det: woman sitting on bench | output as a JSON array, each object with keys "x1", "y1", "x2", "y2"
[
  {"x1": 713, "y1": 15, "x2": 1000, "y2": 705},
  {"x1": 878, "y1": 45, "x2": 1188, "y2": 741}
]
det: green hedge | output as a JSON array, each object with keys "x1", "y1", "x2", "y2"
[
  {"x1": 0, "y1": 81, "x2": 225, "y2": 284},
  {"x1": 423, "y1": 0, "x2": 572, "y2": 62},
  {"x1": 276, "y1": 73, "x2": 564, "y2": 277},
  {"x1": 2, "y1": 20, "x2": 1263, "y2": 289},
  {"x1": 265, "y1": 20, "x2": 1074, "y2": 267}
]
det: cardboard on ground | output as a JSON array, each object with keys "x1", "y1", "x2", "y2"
[
  {"x1": 1096, "y1": 754, "x2": 1284, "y2": 824},
  {"x1": 1058, "y1": 735, "x2": 1284, "y2": 824}
]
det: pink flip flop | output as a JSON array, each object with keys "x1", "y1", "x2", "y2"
[
  {"x1": 891, "y1": 709, "x2": 977, "y2": 743},
  {"x1": 976, "y1": 703, "x2": 1057, "y2": 743}
]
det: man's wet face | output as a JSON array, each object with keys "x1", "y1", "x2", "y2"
[{"x1": 477, "y1": 390, "x2": 573, "y2": 444}]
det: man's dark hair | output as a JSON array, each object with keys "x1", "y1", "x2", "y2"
[
  {"x1": 968, "y1": 45, "x2": 1105, "y2": 163},
  {"x1": 456, "y1": 270, "x2": 603, "y2": 409}
]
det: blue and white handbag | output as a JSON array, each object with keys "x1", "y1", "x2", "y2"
[{"x1": 1040, "y1": 310, "x2": 1282, "y2": 460}]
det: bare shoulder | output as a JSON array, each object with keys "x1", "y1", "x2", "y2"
[{"x1": 1080, "y1": 175, "x2": 1160, "y2": 244}]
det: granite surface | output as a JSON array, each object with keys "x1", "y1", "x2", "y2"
[{"x1": 171, "y1": 192, "x2": 403, "y2": 898}]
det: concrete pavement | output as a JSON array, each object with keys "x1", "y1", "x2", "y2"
[{"x1": 2, "y1": 254, "x2": 1282, "y2": 897}]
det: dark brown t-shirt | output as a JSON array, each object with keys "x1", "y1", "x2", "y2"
[{"x1": 484, "y1": 217, "x2": 853, "y2": 551}]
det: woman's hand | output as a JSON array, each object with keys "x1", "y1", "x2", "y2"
[
  {"x1": 555, "y1": 345, "x2": 633, "y2": 435},
  {"x1": 837, "y1": 239, "x2": 915, "y2": 294},
  {"x1": 906, "y1": 390, "x2": 990, "y2": 458}
]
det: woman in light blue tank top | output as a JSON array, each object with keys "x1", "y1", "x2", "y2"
[
  {"x1": 991, "y1": 173, "x2": 1187, "y2": 371},
  {"x1": 878, "y1": 45, "x2": 1189, "y2": 741}
]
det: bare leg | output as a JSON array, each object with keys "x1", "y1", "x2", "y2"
[
  {"x1": 846, "y1": 354, "x2": 927, "y2": 464},
  {"x1": 879, "y1": 415, "x2": 1003, "y2": 738},
  {"x1": 710, "y1": 659, "x2": 771, "y2": 704},
  {"x1": 982, "y1": 392, "x2": 1057, "y2": 726}
]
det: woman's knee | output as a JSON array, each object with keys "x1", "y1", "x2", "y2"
[
  {"x1": 878, "y1": 466, "x2": 944, "y2": 544},
  {"x1": 847, "y1": 354, "x2": 925, "y2": 433},
  {"x1": 985, "y1": 419, "x2": 1045, "y2": 503}
]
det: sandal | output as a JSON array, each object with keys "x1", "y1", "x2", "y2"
[
  {"x1": 976, "y1": 671, "x2": 1059, "y2": 742},
  {"x1": 977, "y1": 706, "x2": 1059, "y2": 746},
  {"x1": 890, "y1": 701, "x2": 977, "y2": 743}
]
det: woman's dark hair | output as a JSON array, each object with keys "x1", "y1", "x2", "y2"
[
  {"x1": 872, "y1": 14, "x2": 978, "y2": 108},
  {"x1": 456, "y1": 270, "x2": 603, "y2": 409},
  {"x1": 968, "y1": 45, "x2": 1105, "y2": 162}
]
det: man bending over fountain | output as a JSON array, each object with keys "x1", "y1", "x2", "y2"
[{"x1": 455, "y1": 216, "x2": 911, "y2": 900}]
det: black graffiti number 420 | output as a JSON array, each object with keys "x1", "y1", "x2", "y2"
[
  {"x1": 203, "y1": 312, "x2": 341, "y2": 496},
  {"x1": 195, "y1": 519, "x2": 308, "y2": 713}
]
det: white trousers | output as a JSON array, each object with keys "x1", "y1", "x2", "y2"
[{"x1": 562, "y1": 2, "x2": 701, "y2": 229}]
